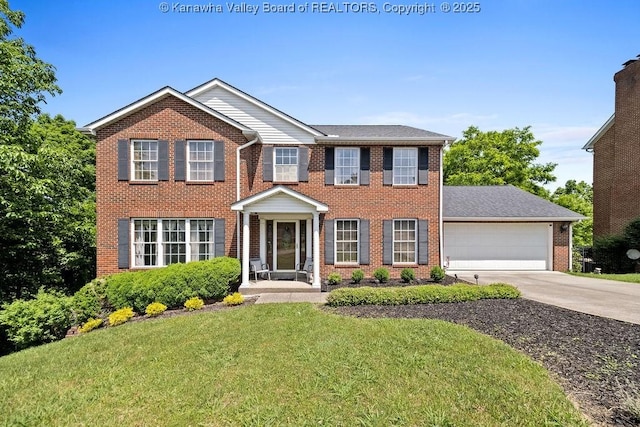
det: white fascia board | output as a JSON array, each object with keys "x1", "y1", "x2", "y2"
[
  {"x1": 84, "y1": 87, "x2": 251, "y2": 133},
  {"x1": 315, "y1": 137, "x2": 453, "y2": 144},
  {"x1": 582, "y1": 114, "x2": 614, "y2": 151},
  {"x1": 231, "y1": 185, "x2": 329, "y2": 212},
  {"x1": 443, "y1": 216, "x2": 587, "y2": 222},
  {"x1": 186, "y1": 78, "x2": 324, "y2": 137}
]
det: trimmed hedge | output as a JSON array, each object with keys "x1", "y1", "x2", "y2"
[
  {"x1": 326, "y1": 283, "x2": 520, "y2": 307},
  {"x1": 72, "y1": 279, "x2": 107, "y2": 324},
  {"x1": 105, "y1": 257, "x2": 241, "y2": 313}
]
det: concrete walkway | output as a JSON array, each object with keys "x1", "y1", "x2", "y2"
[
  {"x1": 448, "y1": 270, "x2": 640, "y2": 325},
  {"x1": 251, "y1": 292, "x2": 328, "y2": 304}
]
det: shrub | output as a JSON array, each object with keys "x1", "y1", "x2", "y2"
[
  {"x1": 105, "y1": 257, "x2": 241, "y2": 313},
  {"x1": 327, "y1": 272, "x2": 342, "y2": 286},
  {"x1": 400, "y1": 268, "x2": 415, "y2": 283},
  {"x1": 72, "y1": 279, "x2": 107, "y2": 324},
  {"x1": 0, "y1": 289, "x2": 74, "y2": 350},
  {"x1": 78, "y1": 318, "x2": 103, "y2": 334},
  {"x1": 594, "y1": 235, "x2": 633, "y2": 273},
  {"x1": 223, "y1": 292, "x2": 244, "y2": 306},
  {"x1": 430, "y1": 266, "x2": 446, "y2": 283},
  {"x1": 108, "y1": 307, "x2": 134, "y2": 326},
  {"x1": 326, "y1": 283, "x2": 520, "y2": 307},
  {"x1": 351, "y1": 269, "x2": 365, "y2": 284},
  {"x1": 373, "y1": 267, "x2": 390, "y2": 283},
  {"x1": 184, "y1": 297, "x2": 204, "y2": 311},
  {"x1": 145, "y1": 302, "x2": 168, "y2": 317}
]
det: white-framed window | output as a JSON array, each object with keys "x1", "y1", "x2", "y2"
[
  {"x1": 274, "y1": 147, "x2": 298, "y2": 182},
  {"x1": 335, "y1": 148, "x2": 360, "y2": 185},
  {"x1": 188, "y1": 140, "x2": 214, "y2": 181},
  {"x1": 132, "y1": 140, "x2": 158, "y2": 181},
  {"x1": 393, "y1": 147, "x2": 417, "y2": 185},
  {"x1": 133, "y1": 219, "x2": 215, "y2": 267},
  {"x1": 335, "y1": 219, "x2": 359, "y2": 264},
  {"x1": 393, "y1": 219, "x2": 416, "y2": 264}
]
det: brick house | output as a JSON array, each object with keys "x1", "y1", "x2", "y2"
[
  {"x1": 82, "y1": 79, "x2": 583, "y2": 290},
  {"x1": 583, "y1": 56, "x2": 640, "y2": 238}
]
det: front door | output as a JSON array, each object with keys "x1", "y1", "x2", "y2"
[{"x1": 275, "y1": 222, "x2": 296, "y2": 270}]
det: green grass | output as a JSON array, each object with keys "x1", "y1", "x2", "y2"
[
  {"x1": 0, "y1": 304, "x2": 587, "y2": 426},
  {"x1": 570, "y1": 272, "x2": 640, "y2": 284}
]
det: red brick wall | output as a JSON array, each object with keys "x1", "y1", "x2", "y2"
[
  {"x1": 592, "y1": 125, "x2": 615, "y2": 237},
  {"x1": 96, "y1": 94, "x2": 442, "y2": 279},
  {"x1": 553, "y1": 222, "x2": 571, "y2": 271}
]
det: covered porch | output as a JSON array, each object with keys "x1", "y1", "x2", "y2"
[{"x1": 231, "y1": 186, "x2": 328, "y2": 290}]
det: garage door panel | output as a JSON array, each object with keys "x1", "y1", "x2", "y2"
[{"x1": 444, "y1": 223, "x2": 550, "y2": 270}]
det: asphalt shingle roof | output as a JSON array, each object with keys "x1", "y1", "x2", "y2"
[
  {"x1": 312, "y1": 125, "x2": 453, "y2": 139},
  {"x1": 443, "y1": 185, "x2": 586, "y2": 220}
]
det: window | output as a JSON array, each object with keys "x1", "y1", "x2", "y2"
[
  {"x1": 393, "y1": 219, "x2": 416, "y2": 263},
  {"x1": 393, "y1": 148, "x2": 417, "y2": 185},
  {"x1": 132, "y1": 219, "x2": 215, "y2": 267},
  {"x1": 188, "y1": 141, "x2": 214, "y2": 181},
  {"x1": 132, "y1": 140, "x2": 158, "y2": 181},
  {"x1": 336, "y1": 220, "x2": 359, "y2": 264},
  {"x1": 335, "y1": 148, "x2": 360, "y2": 185},
  {"x1": 274, "y1": 147, "x2": 298, "y2": 182},
  {"x1": 190, "y1": 220, "x2": 214, "y2": 261}
]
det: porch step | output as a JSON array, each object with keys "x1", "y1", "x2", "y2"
[{"x1": 239, "y1": 280, "x2": 320, "y2": 295}]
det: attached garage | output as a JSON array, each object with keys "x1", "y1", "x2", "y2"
[{"x1": 444, "y1": 222, "x2": 551, "y2": 270}]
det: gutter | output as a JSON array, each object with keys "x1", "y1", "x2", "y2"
[{"x1": 236, "y1": 130, "x2": 261, "y2": 259}]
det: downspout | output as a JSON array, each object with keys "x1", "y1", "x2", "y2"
[
  {"x1": 236, "y1": 131, "x2": 261, "y2": 259},
  {"x1": 439, "y1": 142, "x2": 445, "y2": 268}
]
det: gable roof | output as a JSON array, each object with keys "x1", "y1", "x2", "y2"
[
  {"x1": 231, "y1": 185, "x2": 329, "y2": 212},
  {"x1": 582, "y1": 114, "x2": 614, "y2": 151},
  {"x1": 313, "y1": 125, "x2": 453, "y2": 140},
  {"x1": 186, "y1": 78, "x2": 324, "y2": 137},
  {"x1": 443, "y1": 185, "x2": 586, "y2": 221},
  {"x1": 82, "y1": 86, "x2": 252, "y2": 134}
]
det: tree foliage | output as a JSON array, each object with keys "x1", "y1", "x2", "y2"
[
  {"x1": 444, "y1": 126, "x2": 557, "y2": 197},
  {"x1": 550, "y1": 180, "x2": 593, "y2": 247}
]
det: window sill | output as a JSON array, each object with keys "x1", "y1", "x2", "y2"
[
  {"x1": 334, "y1": 263, "x2": 360, "y2": 268},
  {"x1": 185, "y1": 181, "x2": 216, "y2": 185},
  {"x1": 392, "y1": 263, "x2": 418, "y2": 267},
  {"x1": 334, "y1": 184, "x2": 362, "y2": 188},
  {"x1": 391, "y1": 184, "x2": 419, "y2": 188},
  {"x1": 129, "y1": 181, "x2": 159, "y2": 185},
  {"x1": 273, "y1": 181, "x2": 299, "y2": 185}
]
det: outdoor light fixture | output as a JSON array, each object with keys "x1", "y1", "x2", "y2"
[
  {"x1": 473, "y1": 274, "x2": 479, "y2": 285},
  {"x1": 560, "y1": 224, "x2": 569, "y2": 233}
]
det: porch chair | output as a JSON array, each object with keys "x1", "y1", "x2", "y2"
[
  {"x1": 295, "y1": 257, "x2": 313, "y2": 283},
  {"x1": 249, "y1": 258, "x2": 271, "y2": 281}
]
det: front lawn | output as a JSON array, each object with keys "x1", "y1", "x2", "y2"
[
  {"x1": 0, "y1": 304, "x2": 586, "y2": 426},
  {"x1": 570, "y1": 272, "x2": 640, "y2": 284}
]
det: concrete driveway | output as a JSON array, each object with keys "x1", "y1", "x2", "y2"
[{"x1": 447, "y1": 271, "x2": 640, "y2": 325}]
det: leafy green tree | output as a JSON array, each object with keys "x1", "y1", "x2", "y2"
[
  {"x1": 550, "y1": 180, "x2": 593, "y2": 247},
  {"x1": 444, "y1": 126, "x2": 557, "y2": 197}
]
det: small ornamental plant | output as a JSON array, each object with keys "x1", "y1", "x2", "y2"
[
  {"x1": 400, "y1": 268, "x2": 416, "y2": 283},
  {"x1": 145, "y1": 302, "x2": 168, "y2": 317},
  {"x1": 327, "y1": 272, "x2": 342, "y2": 286},
  {"x1": 78, "y1": 318, "x2": 103, "y2": 334},
  {"x1": 351, "y1": 269, "x2": 365, "y2": 284},
  {"x1": 108, "y1": 307, "x2": 134, "y2": 326},
  {"x1": 430, "y1": 266, "x2": 446, "y2": 283},
  {"x1": 223, "y1": 292, "x2": 245, "y2": 306},
  {"x1": 373, "y1": 267, "x2": 390, "y2": 283},
  {"x1": 184, "y1": 297, "x2": 204, "y2": 311}
]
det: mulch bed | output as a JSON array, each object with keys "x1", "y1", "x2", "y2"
[
  {"x1": 328, "y1": 299, "x2": 640, "y2": 426},
  {"x1": 322, "y1": 274, "x2": 466, "y2": 292}
]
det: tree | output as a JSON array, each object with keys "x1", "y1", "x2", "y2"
[
  {"x1": 444, "y1": 126, "x2": 557, "y2": 197},
  {"x1": 550, "y1": 180, "x2": 593, "y2": 247}
]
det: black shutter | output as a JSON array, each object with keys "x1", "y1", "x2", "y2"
[
  {"x1": 360, "y1": 148, "x2": 370, "y2": 185},
  {"x1": 214, "y1": 218, "x2": 225, "y2": 257},
  {"x1": 214, "y1": 141, "x2": 225, "y2": 182},
  {"x1": 174, "y1": 140, "x2": 186, "y2": 181},
  {"x1": 158, "y1": 140, "x2": 169, "y2": 181},
  {"x1": 383, "y1": 147, "x2": 393, "y2": 186},
  {"x1": 324, "y1": 219, "x2": 334, "y2": 265},
  {"x1": 263, "y1": 146, "x2": 273, "y2": 182},
  {"x1": 359, "y1": 219, "x2": 370, "y2": 265},
  {"x1": 383, "y1": 220, "x2": 393, "y2": 265},
  {"x1": 418, "y1": 220, "x2": 429, "y2": 265},
  {"x1": 324, "y1": 147, "x2": 334, "y2": 185},
  {"x1": 117, "y1": 139, "x2": 129, "y2": 181},
  {"x1": 418, "y1": 147, "x2": 429, "y2": 185},
  {"x1": 298, "y1": 146, "x2": 309, "y2": 182},
  {"x1": 118, "y1": 218, "x2": 129, "y2": 269}
]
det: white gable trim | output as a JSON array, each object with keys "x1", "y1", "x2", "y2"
[
  {"x1": 444, "y1": 216, "x2": 587, "y2": 222},
  {"x1": 84, "y1": 86, "x2": 251, "y2": 132},
  {"x1": 583, "y1": 114, "x2": 614, "y2": 151},
  {"x1": 186, "y1": 78, "x2": 324, "y2": 137},
  {"x1": 231, "y1": 185, "x2": 329, "y2": 212}
]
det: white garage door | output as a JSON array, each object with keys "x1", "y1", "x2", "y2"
[{"x1": 444, "y1": 223, "x2": 551, "y2": 270}]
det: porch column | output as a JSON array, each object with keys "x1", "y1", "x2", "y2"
[
  {"x1": 242, "y1": 211, "x2": 250, "y2": 287},
  {"x1": 312, "y1": 212, "x2": 320, "y2": 288}
]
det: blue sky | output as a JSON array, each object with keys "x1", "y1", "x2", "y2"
[{"x1": 11, "y1": 0, "x2": 640, "y2": 189}]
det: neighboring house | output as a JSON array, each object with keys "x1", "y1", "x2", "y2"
[
  {"x1": 583, "y1": 55, "x2": 640, "y2": 238},
  {"x1": 82, "y1": 78, "x2": 583, "y2": 290}
]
